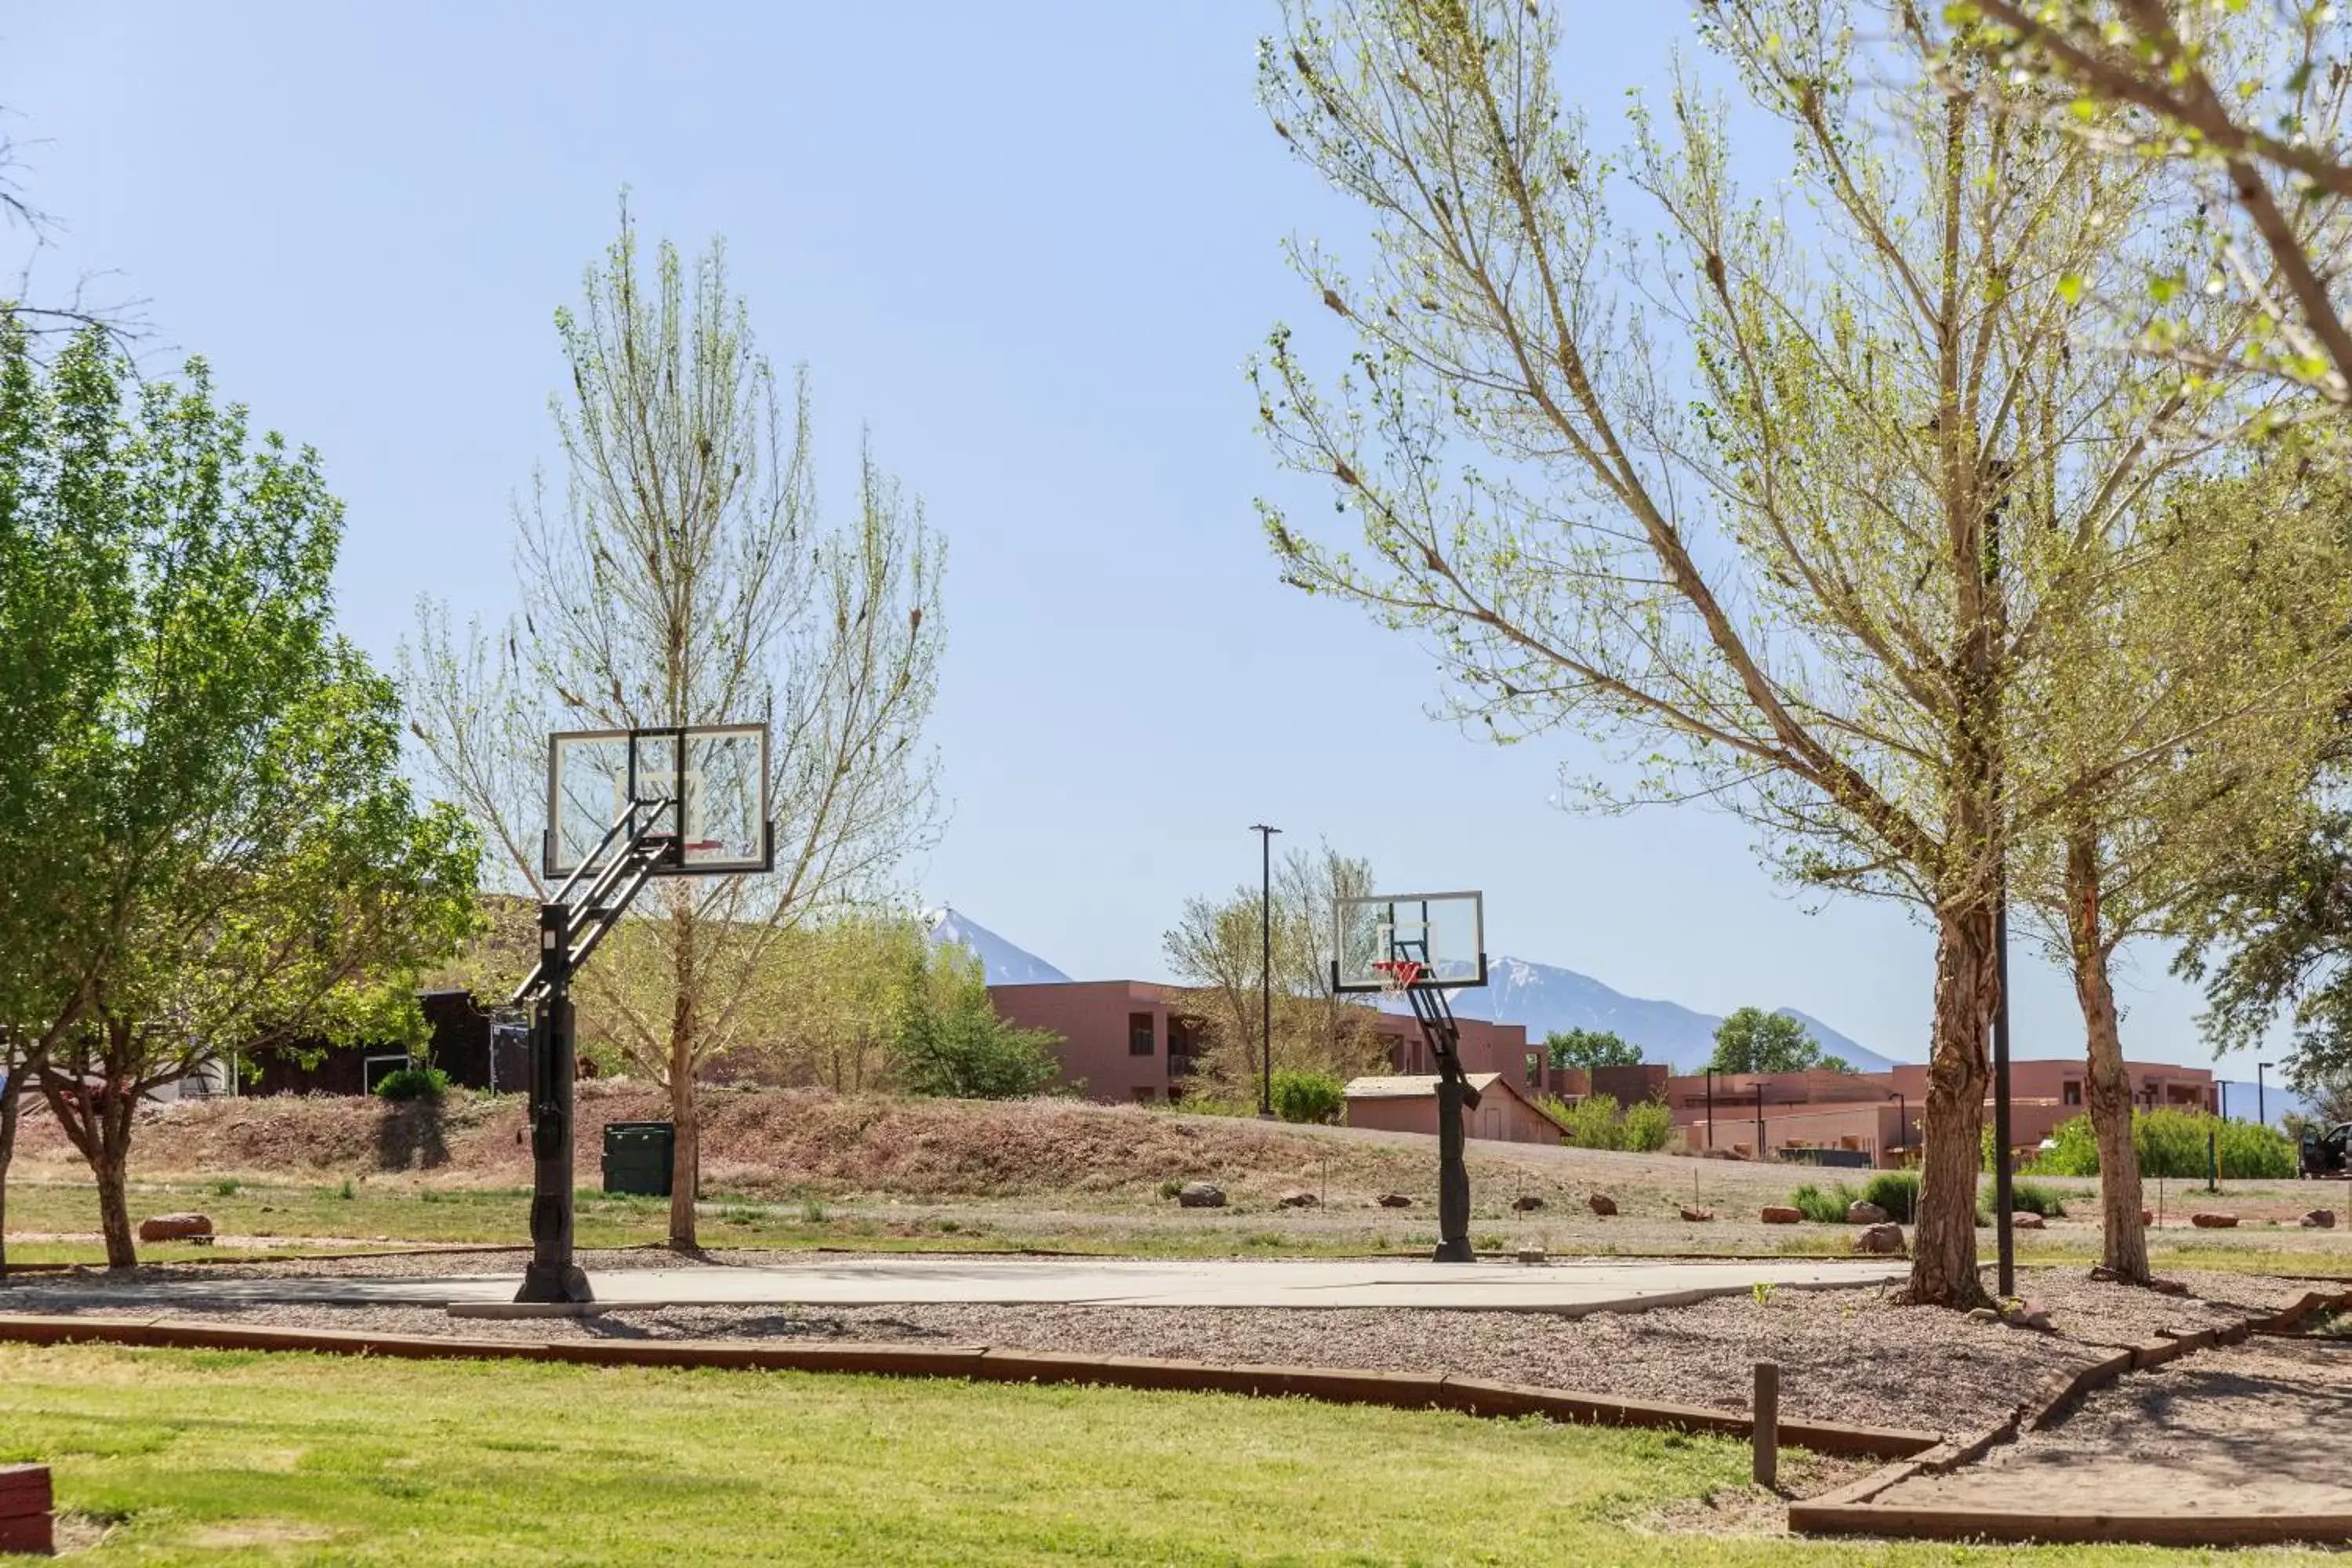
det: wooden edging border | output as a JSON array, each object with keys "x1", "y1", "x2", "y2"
[
  {"x1": 0, "y1": 1311, "x2": 1939, "y2": 1461},
  {"x1": 1791, "y1": 1285, "x2": 2352, "y2": 1544}
]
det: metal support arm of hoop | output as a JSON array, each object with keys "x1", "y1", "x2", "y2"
[{"x1": 511, "y1": 796, "x2": 684, "y2": 1305}]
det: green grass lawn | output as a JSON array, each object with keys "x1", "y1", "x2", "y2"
[{"x1": 2, "y1": 1345, "x2": 2331, "y2": 1566}]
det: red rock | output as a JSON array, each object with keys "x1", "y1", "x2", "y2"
[
  {"x1": 2189, "y1": 1212, "x2": 2238, "y2": 1229},
  {"x1": 1584, "y1": 1192, "x2": 1615, "y2": 1216},
  {"x1": 2010, "y1": 1210, "x2": 2045, "y2": 1230},
  {"x1": 1846, "y1": 1201, "x2": 1889, "y2": 1225},
  {"x1": 1851, "y1": 1222, "x2": 1904, "y2": 1255},
  {"x1": 1760, "y1": 1205, "x2": 1802, "y2": 1225},
  {"x1": 2141, "y1": 1209, "x2": 2154, "y2": 1225},
  {"x1": 2301, "y1": 1209, "x2": 2336, "y2": 1229},
  {"x1": 1679, "y1": 1206, "x2": 1714, "y2": 1222},
  {"x1": 1376, "y1": 1193, "x2": 1412, "y2": 1208},
  {"x1": 136, "y1": 1212, "x2": 213, "y2": 1243},
  {"x1": 1512, "y1": 1194, "x2": 1545, "y2": 1212}
]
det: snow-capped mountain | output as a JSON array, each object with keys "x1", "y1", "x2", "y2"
[
  {"x1": 1452, "y1": 954, "x2": 1901, "y2": 1073},
  {"x1": 924, "y1": 907, "x2": 1070, "y2": 985}
]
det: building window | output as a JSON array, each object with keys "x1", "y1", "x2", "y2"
[
  {"x1": 1524, "y1": 1050, "x2": 1542, "y2": 1087},
  {"x1": 2063, "y1": 1080, "x2": 2082, "y2": 1107},
  {"x1": 1128, "y1": 1013, "x2": 1155, "y2": 1056},
  {"x1": 1131, "y1": 1086, "x2": 1156, "y2": 1104}
]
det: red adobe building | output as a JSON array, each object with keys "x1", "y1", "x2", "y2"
[
  {"x1": 987, "y1": 980, "x2": 1533, "y2": 1105},
  {"x1": 1666, "y1": 1059, "x2": 2218, "y2": 1168}
]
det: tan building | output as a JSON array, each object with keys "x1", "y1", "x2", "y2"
[
  {"x1": 1668, "y1": 1059, "x2": 2218, "y2": 1168},
  {"x1": 1341, "y1": 1072, "x2": 1572, "y2": 1145},
  {"x1": 987, "y1": 980, "x2": 1531, "y2": 1107}
]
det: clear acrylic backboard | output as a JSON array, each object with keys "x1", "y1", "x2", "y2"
[
  {"x1": 1332, "y1": 890, "x2": 1486, "y2": 993},
  {"x1": 543, "y1": 724, "x2": 771, "y2": 879}
]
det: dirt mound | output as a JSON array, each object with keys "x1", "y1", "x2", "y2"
[{"x1": 12, "y1": 1087, "x2": 1406, "y2": 1200}]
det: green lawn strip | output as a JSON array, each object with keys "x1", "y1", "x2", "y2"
[{"x1": 2, "y1": 1345, "x2": 2315, "y2": 1566}]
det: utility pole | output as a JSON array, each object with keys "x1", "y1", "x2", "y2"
[
  {"x1": 1250, "y1": 824, "x2": 1280, "y2": 1120},
  {"x1": 2257, "y1": 1061, "x2": 2271, "y2": 1129},
  {"x1": 1986, "y1": 456, "x2": 2016, "y2": 1301}
]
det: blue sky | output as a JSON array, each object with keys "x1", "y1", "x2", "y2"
[{"x1": 5, "y1": 4, "x2": 2259, "y2": 1069}]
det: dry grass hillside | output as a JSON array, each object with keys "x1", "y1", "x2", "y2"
[{"x1": 9, "y1": 1087, "x2": 1453, "y2": 1203}]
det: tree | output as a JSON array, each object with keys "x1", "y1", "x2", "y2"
[
  {"x1": 405, "y1": 201, "x2": 946, "y2": 1248},
  {"x1": 2, "y1": 328, "x2": 477, "y2": 1267},
  {"x1": 1544, "y1": 1029, "x2": 1642, "y2": 1070},
  {"x1": 2176, "y1": 805, "x2": 2352, "y2": 1103},
  {"x1": 894, "y1": 944, "x2": 1062, "y2": 1100},
  {"x1": 1162, "y1": 840, "x2": 1388, "y2": 1095},
  {"x1": 1705, "y1": 1008, "x2": 1849, "y2": 1076},
  {"x1": 1253, "y1": 0, "x2": 2256, "y2": 1304},
  {"x1": 2009, "y1": 456, "x2": 2352, "y2": 1282},
  {"x1": 1954, "y1": 5, "x2": 2352, "y2": 411}
]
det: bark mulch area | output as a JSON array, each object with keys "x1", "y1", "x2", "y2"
[{"x1": 5, "y1": 1256, "x2": 2310, "y2": 1439}]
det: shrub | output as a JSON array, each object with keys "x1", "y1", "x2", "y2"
[
  {"x1": 1618, "y1": 1097, "x2": 1672, "y2": 1152},
  {"x1": 2008, "y1": 1180, "x2": 2067, "y2": 1218},
  {"x1": 1557, "y1": 1093, "x2": 1626, "y2": 1151},
  {"x1": 2023, "y1": 1109, "x2": 2293, "y2": 1181},
  {"x1": 374, "y1": 1064, "x2": 450, "y2": 1102},
  {"x1": 1859, "y1": 1171, "x2": 1919, "y2": 1222},
  {"x1": 1788, "y1": 1181, "x2": 1857, "y2": 1223},
  {"x1": 1271, "y1": 1069, "x2": 1345, "y2": 1125}
]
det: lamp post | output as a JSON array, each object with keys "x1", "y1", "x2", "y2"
[
  {"x1": 1250, "y1": 824, "x2": 1280, "y2": 1120},
  {"x1": 1887, "y1": 1090, "x2": 1908, "y2": 1169},
  {"x1": 2257, "y1": 1061, "x2": 2271, "y2": 1129}
]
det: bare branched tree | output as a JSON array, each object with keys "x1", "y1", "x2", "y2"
[
  {"x1": 0, "y1": 106, "x2": 148, "y2": 357},
  {"x1": 404, "y1": 199, "x2": 944, "y2": 1248},
  {"x1": 1250, "y1": 0, "x2": 2317, "y2": 1305}
]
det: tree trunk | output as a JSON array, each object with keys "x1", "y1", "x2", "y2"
[
  {"x1": 0, "y1": 1047, "x2": 23, "y2": 1282},
  {"x1": 2067, "y1": 831, "x2": 2148, "y2": 1283},
  {"x1": 666, "y1": 903, "x2": 699, "y2": 1251},
  {"x1": 1906, "y1": 899, "x2": 1996, "y2": 1308},
  {"x1": 93, "y1": 1136, "x2": 136, "y2": 1269}
]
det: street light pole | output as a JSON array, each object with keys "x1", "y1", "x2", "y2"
[
  {"x1": 1250, "y1": 824, "x2": 1280, "y2": 1120},
  {"x1": 2257, "y1": 1061, "x2": 2270, "y2": 1129}
]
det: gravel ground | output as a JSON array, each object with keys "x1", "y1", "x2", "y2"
[
  {"x1": 1887, "y1": 1336, "x2": 2352, "y2": 1515},
  {"x1": 8, "y1": 1253, "x2": 2323, "y2": 1438}
]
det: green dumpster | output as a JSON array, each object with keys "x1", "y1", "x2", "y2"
[{"x1": 601, "y1": 1120, "x2": 674, "y2": 1196}]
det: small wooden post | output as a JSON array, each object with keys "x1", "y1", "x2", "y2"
[{"x1": 1752, "y1": 1362, "x2": 1779, "y2": 1491}]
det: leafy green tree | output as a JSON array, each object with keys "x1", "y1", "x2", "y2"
[
  {"x1": 1544, "y1": 1029, "x2": 1642, "y2": 1071},
  {"x1": 1254, "y1": 0, "x2": 2270, "y2": 1306},
  {"x1": 2012, "y1": 456, "x2": 2351, "y2": 1283},
  {"x1": 405, "y1": 201, "x2": 946, "y2": 1248},
  {"x1": 893, "y1": 945, "x2": 1059, "y2": 1100},
  {"x1": 1705, "y1": 1009, "x2": 1849, "y2": 1076},
  {"x1": 1, "y1": 328, "x2": 477, "y2": 1267}
]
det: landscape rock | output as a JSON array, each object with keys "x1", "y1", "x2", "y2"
[
  {"x1": 1584, "y1": 1192, "x2": 1614, "y2": 1216},
  {"x1": 2141, "y1": 1209, "x2": 2154, "y2": 1225},
  {"x1": 1376, "y1": 1192, "x2": 1412, "y2": 1209},
  {"x1": 1967, "y1": 1307, "x2": 2001, "y2": 1324},
  {"x1": 2010, "y1": 1210, "x2": 2045, "y2": 1230},
  {"x1": 2303, "y1": 1209, "x2": 2338, "y2": 1229},
  {"x1": 1276, "y1": 1190, "x2": 1318, "y2": 1209},
  {"x1": 1760, "y1": 1205, "x2": 1802, "y2": 1225},
  {"x1": 1175, "y1": 1181, "x2": 1226, "y2": 1209},
  {"x1": 1515, "y1": 1246, "x2": 1546, "y2": 1265},
  {"x1": 136, "y1": 1213, "x2": 212, "y2": 1243},
  {"x1": 1679, "y1": 1206, "x2": 1714, "y2": 1222},
  {"x1": 1846, "y1": 1201, "x2": 1889, "y2": 1225},
  {"x1": 1509, "y1": 1193, "x2": 1545, "y2": 1212},
  {"x1": 2002, "y1": 1301, "x2": 2055, "y2": 1332},
  {"x1": 1851, "y1": 1221, "x2": 1904, "y2": 1255},
  {"x1": 2189, "y1": 1212, "x2": 2238, "y2": 1229}
]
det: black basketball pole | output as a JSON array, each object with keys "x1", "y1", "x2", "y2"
[
  {"x1": 520, "y1": 902, "x2": 592, "y2": 1305},
  {"x1": 1994, "y1": 889, "x2": 2014, "y2": 1299}
]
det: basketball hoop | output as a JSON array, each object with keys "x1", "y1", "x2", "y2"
[{"x1": 1372, "y1": 958, "x2": 1425, "y2": 993}]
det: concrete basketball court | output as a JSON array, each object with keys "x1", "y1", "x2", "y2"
[{"x1": 6, "y1": 1255, "x2": 1903, "y2": 1316}]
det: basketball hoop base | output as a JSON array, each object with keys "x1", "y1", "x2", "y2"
[{"x1": 515, "y1": 1261, "x2": 593, "y2": 1305}]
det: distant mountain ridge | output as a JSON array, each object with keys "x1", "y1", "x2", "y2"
[
  {"x1": 924, "y1": 907, "x2": 1071, "y2": 985},
  {"x1": 1454, "y1": 955, "x2": 1900, "y2": 1073}
]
